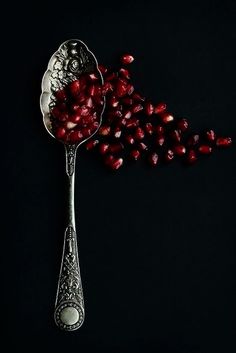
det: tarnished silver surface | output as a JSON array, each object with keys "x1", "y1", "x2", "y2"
[{"x1": 40, "y1": 39, "x2": 105, "y2": 331}]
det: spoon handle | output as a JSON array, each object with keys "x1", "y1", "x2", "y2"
[{"x1": 54, "y1": 144, "x2": 85, "y2": 331}]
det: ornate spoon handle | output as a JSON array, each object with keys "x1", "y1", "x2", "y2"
[{"x1": 54, "y1": 144, "x2": 85, "y2": 331}]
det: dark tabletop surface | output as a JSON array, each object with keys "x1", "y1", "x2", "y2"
[{"x1": 3, "y1": 1, "x2": 236, "y2": 352}]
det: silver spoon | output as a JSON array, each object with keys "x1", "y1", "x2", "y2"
[{"x1": 40, "y1": 39, "x2": 105, "y2": 331}]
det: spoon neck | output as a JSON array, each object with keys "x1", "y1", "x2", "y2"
[{"x1": 65, "y1": 144, "x2": 77, "y2": 228}]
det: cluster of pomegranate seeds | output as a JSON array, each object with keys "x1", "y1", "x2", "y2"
[{"x1": 50, "y1": 72, "x2": 104, "y2": 144}]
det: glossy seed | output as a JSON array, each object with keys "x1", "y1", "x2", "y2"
[
  {"x1": 187, "y1": 134, "x2": 200, "y2": 146},
  {"x1": 206, "y1": 129, "x2": 216, "y2": 142},
  {"x1": 165, "y1": 149, "x2": 174, "y2": 162},
  {"x1": 144, "y1": 122, "x2": 154, "y2": 135},
  {"x1": 110, "y1": 157, "x2": 124, "y2": 170},
  {"x1": 69, "y1": 130, "x2": 83, "y2": 143},
  {"x1": 123, "y1": 110, "x2": 132, "y2": 119},
  {"x1": 161, "y1": 112, "x2": 174, "y2": 124},
  {"x1": 198, "y1": 145, "x2": 212, "y2": 154},
  {"x1": 173, "y1": 144, "x2": 186, "y2": 156},
  {"x1": 177, "y1": 118, "x2": 189, "y2": 131},
  {"x1": 119, "y1": 68, "x2": 130, "y2": 79},
  {"x1": 154, "y1": 102, "x2": 167, "y2": 114},
  {"x1": 134, "y1": 127, "x2": 145, "y2": 140},
  {"x1": 113, "y1": 127, "x2": 122, "y2": 138},
  {"x1": 99, "y1": 125, "x2": 111, "y2": 136},
  {"x1": 186, "y1": 149, "x2": 197, "y2": 164},
  {"x1": 132, "y1": 92, "x2": 145, "y2": 102},
  {"x1": 85, "y1": 139, "x2": 99, "y2": 151},
  {"x1": 98, "y1": 65, "x2": 108, "y2": 75},
  {"x1": 125, "y1": 135, "x2": 135, "y2": 144},
  {"x1": 55, "y1": 127, "x2": 66, "y2": 140},
  {"x1": 109, "y1": 142, "x2": 124, "y2": 153},
  {"x1": 145, "y1": 102, "x2": 154, "y2": 116},
  {"x1": 68, "y1": 80, "x2": 80, "y2": 97},
  {"x1": 132, "y1": 104, "x2": 143, "y2": 114},
  {"x1": 126, "y1": 118, "x2": 139, "y2": 128},
  {"x1": 156, "y1": 136, "x2": 165, "y2": 146},
  {"x1": 130, "y1": 149, "x2": 140, "y2": 160},
  {"x1": 148, "y1": 152, "x2": 159, "y2": 166},
  {"x1": 121, "y1": 54, "x2": 134, "y2": 65},
  {"x1": 138, "y1": 142, "x2": 148, "y2": 151},
  {"x1": 170, "y1": 129, "x2": 181, "y2": 142},
  {"x1": 216, "y1": 137, "x2": 232, "y2": 147},
  {"x1": 99, "y1": 143, "x2": 109, "y2": 154}
]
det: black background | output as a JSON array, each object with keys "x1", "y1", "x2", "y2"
[{"x1": 4, "y1": 1, "x2": 236, "y2": 352}]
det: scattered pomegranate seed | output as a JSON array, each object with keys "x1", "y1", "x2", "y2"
[
  {"x1": 132, "y1": 92, "x2": 145, "y2": 102},
  {"x1": 138, "y1": 142, "x2": 148, "y2": 151},
  {"x1": 110, "y1": 157, "x2": 124, "y2": 170},
  {"x1": 125, "y1": 135, "x2": 135, "y2": 144},
  {"x1": 206, "y1": 129, "x2": 216, "y2": 142},
  {"x1": 187, "y1": 134, "x2": 200, "y2": 146},
  {"x1": 216, "y1": 137, "x2": 232, "y2": 147},
  {"x1": 173, "y1": 145, "x2": 186, "y2": 156},
  {"x1": 122, "y1": 97, "x2": 133, "y2": 105},
  {"x1": 119, "y1": 68, "x2": 130, "y2": 79},
  {"x1": 132, "y1": 104, "x2": 143, "y2": 114},
  {"x1": 145, "y1": 122, "x2": 154, "y2": 135},
  {"x1": 161, "y1": 112, "x2": 174, "y2": 124},
  {"x1": 116, "y1": 78, "x2": 128, "y2": 97},
  {"x1": 109, "y1": 96, "x2": 119, "y2": 108},
  {"x1": 156, "y1": 125, "x2": 164, "y2": 135},
  {"x1": 198, "y1": 145, "x2": 212, "y2": 154},
  {"x1": 126, "y1": 84, "x2": 135, "y2": 95},
  {"x1": 134, "y1": 127, "x2": 145, "y2": 140},
  {"x1": 113, "y1": 127, "x2": 122, "y2": 138},
  {"x1": 85, "y1": 139, "x2": 99, "y2": 150},
  {"x1": 165, "y1": 149, "x2": 174, "y2": 162},
  {"x1": 177, "y1": 118, "x2": 189, "y2": 132},
  {"x1": 154, "y1": 102, "x2": 167, "y2": 114},
  {"x1": 102, "y1": 82, "x2": 113, "y2": 95},
  {"x1": 156, "y1": 136, "x2": 165, "y2": 146},
  {"x1": 148, "y1": 152, "x2": 159, "y2": 166},
  {"x1": 145, "y1": 102, "x2": 154, "y2": 116},
  {"x1": 80, "y1": 105, "x2": 90, "y2": 116},
  {"x1": 99, "y1": 126, "x2": 111, "y2": 136},
  {"x1": 126, "y1": 118, "x2": 139, "y2": 128},
  {"x1": 130, "y1": 149, "x2": 140, "y2": 160},
  {"x1": 121, "y1": 54, "x2": 134, "y2": 65},
  {"x1": 99, "y1": 143, "x2": 109, "y2": 154},
  {"x1": 186, "y1": 149, "x2": 197, "y2": 164},
  {"x1": 123, "y1": 110, "x2": 132, "y2": 119},
  {"x1": 109, "y1": 142, "x2": 124, "y2": 153},
  {"x1": 170, "y1": 129, "x2": 181, "y2": 142}
]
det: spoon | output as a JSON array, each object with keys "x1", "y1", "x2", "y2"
[{"x1": 40, "y1": 39, "x2": 105, "y2": 331}]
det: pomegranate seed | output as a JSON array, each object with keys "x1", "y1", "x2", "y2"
[
  {"x1": 138, "y1": 142, "x2": 148, "y2": 151},
  {"x1": 55, "y1": 89, "x2": 67, "y2": 102},
  {"x1": 68, "y1": 80, "x2": 80, "y2": 97},
  {"x1": 122, "y1": 97, "x2": 133, "y2": 105},
  {"x1": 198, "y1": 145, "x2": 212, "y2": 154},
  {"x1": 113, "y1": 127, "x2": 122, "y2": 138},
  {"x1": 69, "y1": 130, "x2": 83, "y2": 143},
  {"x1": 84, "y1": 97, "x2": 93, "y2": 108},
  {"x1": 98, "y1": 65, "x2": 108, "y2": 75},
  {"x1": 161, "y1": 112, "x2": 174, "y2": 124},
  {"x1": 88, "y1": 73, "x2": 99, "y2": 81},
  {"x1": 187, "y1": 134, "x2": 200, "y2": 146},
  {"x1": 144, "y1": 122, "x2": 154, "y2": 135},
  {"x1": 55, "y1": 127, "x2": 66, "y2": 140},
  {"x1": 123, "y1": 110, "x2": 132, "y2": 119},
  {"x1": 66, "y1": 121, "x2": 77, "y2": 130},
  {"x1": 173, "y1": 144, "x2": 186, "y2": 156},
  {"x1": 125, "y1": 135, "x2": 135, "y2": 144},
  {"x1": 156, "y1": 125, "x2": 164, "y2": 135},
  {"x1": 206, "y1": 129, "x2": 216, "y2": 142},
  {"x1": 71, "y1": 112, "x2": 81, "y2": 123},
  {"x1": 105, "y1": 72, "x2": 117, "y2": 81},
  {"x1": 82, "y1": 127, "x2": 92, "y2": 137},
  {"x1": 154, "y1": 102, "x2": 167, "y2": 114},
  {"x1": 119, "y1": 118, "x2": 127, "y2": 126},
  {"x1": 145, "y1": 102, "x2": 154, "y2": 116},
  {"x1": 165, "y1": 149, "x2": 174, "y2": 162},
  {"x1": 76, "y1": 92, "x2": 87, "y2": 104},
  {"x1": 109, "y1": 142, "x2": 124, "y2": 153},
  {"x1": 102, "y1": 82, "x2": 113, "y2": 95},
  {"x1": 186, "y1": 149, "x2": 197, "y2": 164},
  {"x1": 116, "y1": 78, "x2": 128, "y2": 97},
  {"x1": 109, "y1": 96, "x2": 119, "y2": 108},
  {"x1": 132, "y1": 104, "x2": 143, "y2": 114},
  {"x1": 121, "y1": 54, "x2": 134, "y2": 65},
  {"x1": 51, "y1": 106, "x2": 63, "y2": 120},
  {"x1": 126, "y1": 84, "x2": 135, "y2": 95},
  {"x1": 126, "y1": 118, "x2": 139, "y2": 128},
  {"x1": 132, "y1": 92, "x2": 145, "y2": 102},
  {"x1": 110, "y1": 157, "x2": 124, "y2": 170},
  {"x1": 104, "y1": 154, "x2": 114, "y2": 166},
  {"x1": 134, "y1": 127, "x2": 145, "y2": 140},
  {"x1": 177, "y1": 118, "x2": 188, "y2": 131},
  {"x1": 99, "y1": 125, "x2": 111, "y2": 136},
  {"x1": 130, "y1": 149, "x2": 140, "y2": 160},
  {"x1": 148, "y1": 152, "x2": 159, "y2": 166},
  {"x1": 99, "y1": 143, "x2": 109, "y2": 154},
  {"x1": 170, "y1": 129, "x2": 181, "y2": 142},
  {"x1": 70, "y1": 103, "x2": 80, "y2": 112},
  {"x1": 88, "y1": 84, "x2": 99, "y2": 97},
  {"x1": 119, "y1": 68, "x2": 130, "y2": 79},
  {"x1": 80, "y1": 106, "x2": 90, "y2": 116},
  {"x1": 86, "y1": 139, "x2": 99, "y2": 150},
  {"x1": 90, "y1": 121, "x2": 100, "y2": 130},
  {"x1": 216, "y1": 137, "x2": 232, "y2": 147},
  {"x1": 156, "y1": 136, "x2": 165, "y2": 146}
]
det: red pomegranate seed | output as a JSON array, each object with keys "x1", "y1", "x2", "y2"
[
  {"x1": 161, "y1": 112, "x2": 174, "y2": 124},
  {"x1": 81, "y1": 127, "x2": 92, "y2": 137},
  {"x1": 116, "y1": 78, "x2": 128, "y2": 97},
  {"x1": 154, "y1": 102, "x2": 167, "y2": 114},
  {"x1": 84, "y1": 97, "x2": 93, "y2": 108},
  {"x1": 145, "y1": 122, "x2": 154, "y2": 135},
  {"x1": 206, "y1": 129, "x2": 216, "y2": 142},
  {"x1": 145, "y1": 102, "x2": 154, "y2": 116},
  {"x1": 85, "y1": 139, "x2": 99, "y2": 150},
  {"x1": 51, "y1": 106, "x2": 63, "y2": 120},
  {"x1": 177, "y1": 118, "x2": 188, "y2": 131},
  {"x1": 198, "y1": 145, "x2": 212, "y2": 154},
  {"x1": 76, "y1": 92, "x2": 87, "y2": 104},
  {"x1": 98, "y1": 65, "x2": 108, "y2": 75},
  {"x1": 113, "y1": 127, "x2": 122, "y2": 138},
  {"x1": 148, "y1": 152, "x2": 159, "y2": 166},
  {"x1": 109, "y1": 96, "x2": 119, "y2": 108},
  {"x1": 119, "y1": 118, "x2": 127, "y2": 126},
  {"x1": 138, "y1": 142, "x2": 148, "y2": 151},
  {"x1": 88, "y1": 73, "x2": 99, "y2": 81},
  {"x1": 55, "y1": 89, "x2": 67, "y2": 102},
  {"x1": 99, "y1": 125, "x2": 111, "y2": 136},
  {"x1": 130, "y1": 149, "x2": 140, "y2": 160},
  {"x1": 69, "y1": 130, "x2": 83, "y2": 143},
  {"x1": 126, "y1": 84, "x2": 135, "y2": 95},
  {"x1": 102, "y1": 82, "x2": 113, "y2": 95},
  {"x1": 68, "y1": 80, "x2": 80, "y2": 97},
  {"x1": 119, "y1": 68, "x2": 130, "y2": 79},
  {"x1": 156, "y1": 125, "x2": 164, "y2": 135},
  {"x1": 187, "y1": 134, "x2": 200, "y2": 146},
  {"x1": 66, "y1": 121, "x2": 77, "y2": 130},
  {"x1": 132, "y1": 92, "x2": 145, "y2": 102},
  {"x1": 105, "y1": 72, "x2": 117, "y2": 81},
  {"x1": 216, "y1": 137, "x2": 232, "y2": 147},
  {"x1": 165, "y1": 149, "x2": 174, "y2": 162},
  {"x1": 121, "y1": 54, "x2": 134, "y2": 65},
  {"x1": 88, "y1": 84, "x2": 101, "y2": 97},
  {"x1": 170, "y1": 129, "x2": 181, "y2": 142},
  {"x1": 134, "y1": 127, "x2": 145, "y2": 140},
  {"x1": 173, "y1": 144, "x2": 186, "y2": 156},
  {"x1": 90, "y1": 121, "x2": 100, "y2": 131},
  {"x1": 125, "y1": 135, "x2": 135, "y2": 144},
  {"x1": 132, "y1": 104, "x2": 143, "y2": 114},
  {"x1": 71, "y1": 112, "x2": 81, "y2": 124},
  {"x1": 122, "y1": 97, "x2": 133, "y2": 105},
  {"x1": 186, "y1": 149, "x2": 197, "y2": 164},
  {"x1": 70, "y1": 103, "x2": 80, "y2": 112},
  {"x1": 55, "y1": 127, "x2": 66, "y2": 140},
  {"x1": 110, "y1": 157, "x2": 124, "y2": 170},
  {"x1": 156, "y1": 136, "x2": 165, "y2": 146},
  {"x1": 123, "y1": 110, "x2": 132, "y2": 119},
  {"x1": 126, "y1": 118, "x2": 139, "y2": 128},
  {"x1": 80, "y1": 105, "x2": 90, "y2": 116},
  {"x1": 99, "y1": 143, "x2": 109, "y2": 154},
  {"x1": 109, "y1": 142, "x2": 124, "y2": 153}
]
